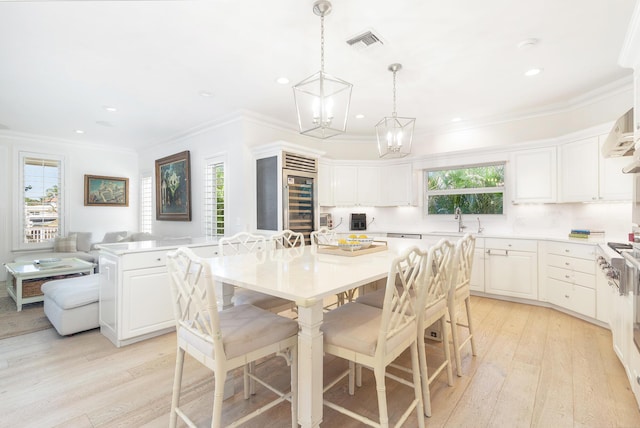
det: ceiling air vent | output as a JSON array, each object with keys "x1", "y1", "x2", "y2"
[
  {"x1": 283, "y1": 152, "x2": 317, "y2": 173},
  {"x1": 346, "y1": 30, "x2": 383, "y2": 49}
]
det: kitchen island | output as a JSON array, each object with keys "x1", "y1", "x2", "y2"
[{"x1": 97, "y1": 237, "x2": 219, "y2": 347}]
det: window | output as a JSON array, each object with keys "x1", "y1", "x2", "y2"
[
  {"x1": 204, "y1": 156, "x2": 226, "y2": 238},
  {"x1": 425, "y1": 163, "x2": 505, "y2": 215},
  {"x1": 140, "y1": 174, "x2": 153, "y2": 234},
  {"x1": 19, "y1": 152, "x2": 64, "y2": 247}
]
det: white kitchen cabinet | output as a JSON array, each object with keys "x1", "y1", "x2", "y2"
[
  {"x1": 333, "y1": 165, "x2": 380, "y2": 206},
  {"x1": 559, "y1": 135, "x2": 631, "y2": 202},
  {"x1": 318, "y1": 161, "x2": 334, "y2": 206},
  {"x1": 510, "y1": 147, "x2": 557, "y2": 203},
  {"x1": 599, "y1": 135, "x2": 633, "y2": 200},
  {"x1": 484, "y1": 238, "x2": 538, "y2": 299},
  {"x1": 542, "y1": 241, "x2": 596, "y2": 318},
  {"x1": 380, "y1": 163, "x2": 414, "y2": 206},
  {"x1": 98, "y1": 239, "x2": 218, "y2": 347},
  {"x1": 559, "y1": 137, "x2": 600, "y2": 202}
]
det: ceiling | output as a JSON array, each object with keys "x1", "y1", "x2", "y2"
[{"x1": 0, "y1": 0, "x2": 637, "y2": 151}]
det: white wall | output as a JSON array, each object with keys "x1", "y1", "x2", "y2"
[{"x1": 0, "y1": 133, "x2": 139, "y2": 280}]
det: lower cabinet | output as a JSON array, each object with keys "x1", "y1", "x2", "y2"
[
  {"x1": 542, "y1": 241, "x2": 596, "y2": 318},
  {"x1": 484, "y1": 238, "x2": 538, "y2": 299},
  {"x1": 99, "y1": 242, "x2": 217, "y2": 347}
]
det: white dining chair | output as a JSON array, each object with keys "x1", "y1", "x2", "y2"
[
  {"x1": 320, "y1": 246, "x2": 427, "y2": 428},
  {"x1": 310, "y1": 226, "x2": 335, "y2": 245},
  {"x1": 448, "y1": 233, "x2": 477, "y2": 376},
  {"x1": 356, "y1": 238, "x2": 455, "y2": 417},
  {"x1": 219, "y1": 232, "x2": 294, "y2": 314},
  {"x1": 271, "y1": 229, "x2": 305, "y2": 249},
  {"x1": 166, "y1": 247, "x2": 298, "y2": 428}
]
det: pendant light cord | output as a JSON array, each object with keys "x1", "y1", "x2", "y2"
[
  {"x1": 392, "y1": 69, "x2": 397, "y2": 117},
  {"x1": 320, "y1": 14, "x2": 325, "y2": 74}
]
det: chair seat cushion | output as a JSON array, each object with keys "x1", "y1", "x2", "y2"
[
  {"x1": 232, "y1": 288, "x2": 291, "y2": 310},
  {"x1": 321, "y1": 302, "x2": 415, "y2": 357},
  {"x1": 355, "y1": 288, "x2": 385, "y2": 308},
  {"x1": 41, "y1": 275, "x2": 99, "y2": 310},
  {"x1": 179, "y1": 304, "x2": 298, "y2": 359}
]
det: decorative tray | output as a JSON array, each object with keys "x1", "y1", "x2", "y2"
[{"x1": 316, "y1": 240, "x2": 388, "y2": 257}]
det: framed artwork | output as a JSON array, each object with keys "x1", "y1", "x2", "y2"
[
  {"x1": 155, "y1": 150, "x2": 191, "y2": 221},
  {"x1": 84, "y1": 175, "x2": 129, "y2": 206}
]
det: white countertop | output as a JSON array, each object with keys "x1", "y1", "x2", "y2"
[{"x1": 96, "y1": 237, "x2": 219, "y2": 255}]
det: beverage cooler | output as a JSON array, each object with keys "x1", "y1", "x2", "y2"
[{"x1": 256, "y1": 149, "x2": 318, "y2": 244}]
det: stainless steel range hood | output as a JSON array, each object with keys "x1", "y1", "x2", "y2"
[{"x1": 602, "y1": 108, "x2": 634, "y2": 158}]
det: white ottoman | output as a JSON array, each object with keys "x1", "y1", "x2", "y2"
[{"x1": 41, "y1": 275, "x2": 99, "y2": 336}]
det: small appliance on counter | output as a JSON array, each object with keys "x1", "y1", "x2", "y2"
[
  {"x1": 350, "y1": 213, "x2": 367, "y2": 231},
  {"x1": 319, "y1": 213, "x2": 333, "y2": 229}
]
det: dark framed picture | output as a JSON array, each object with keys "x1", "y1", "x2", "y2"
[
  {"x1": 84, "y1": 175, "x2": 129, "y2": 206},
  {"x1": 155, "y1": 150, "x2": 191, "y2": 221}
]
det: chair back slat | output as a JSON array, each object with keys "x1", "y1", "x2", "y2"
[
  {"x1": 167, "y1": 247, "x2": 225, "y2": 358},
  {"x1": 453, "y1": 233, "x2": 476, "y2": 290},
  {"x1": 219, "y1": 232, "x2": 267, "y2": 255},
  {"x1": 271, "y1": 230, "x2": 305, "y2": 249},
  {"x1": 424, "y1": 239, "x2": 455, "y2": 307},
  {"x1": 379, "y1": 246, "x2": 427, "y2": 347},
  {"x1": 310, "y1": 227, "x2": 336, "y2": 245}
]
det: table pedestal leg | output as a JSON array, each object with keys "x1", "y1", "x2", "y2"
[{"x1": 297, "y1": 300, "x2": 324, "y2": 428}]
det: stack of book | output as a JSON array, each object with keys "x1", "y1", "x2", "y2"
[{"x1": 568, "y1": 229, "x2": 605, "y2": 240}]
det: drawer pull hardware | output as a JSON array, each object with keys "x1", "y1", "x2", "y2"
[
  {"x1": 157, "y1": 258, "x2": 161, "y2": 261},
  {"x1": 564, "y1": 294, "x2": 570, "y2": 298},
  {"x1": 565, "y1": 262, "x2": 570, "y2": 266}
]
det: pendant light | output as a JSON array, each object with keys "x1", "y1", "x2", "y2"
[
  {"x1": 293, "y1": 0, "x2": 352, "y2": 139},
  {"x1": 376, "y1": 63, "x2": 415, "y2": 158}
]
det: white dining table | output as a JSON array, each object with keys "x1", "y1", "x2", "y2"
[{"x1": 206, "y1": 238, "x2": 422, "y2": 427}]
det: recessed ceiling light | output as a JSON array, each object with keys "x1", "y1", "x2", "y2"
[
  {"x1": 199, "y1": 91, "x2": 213, "y2": 97},
  {"x1": 451, "y1": 117, "x2": 462, "y2": 123},
  {"x1": 103, "y1": 105, "x2": 117, "y2": 112},
  {"x1": 75, "y1": 129, "x2": 85, "y2": 134},
  {"x1": 355, "y1": 114, "x2": 365, "y2": 119},
  {"x1": 524, "y1": 68, "x2": 543, "y2": 77},
  {"x1": 276, "y1": 77, "x2": 290, "y2": 85}
]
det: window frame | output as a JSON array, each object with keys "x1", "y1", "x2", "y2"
[
  {"x1": 140, "y1": 173, "x2": 153, "y2": 234},
  {"x1": 14, "y1": 151, "x2": 66, "y2": 251},
  {"x1": 424, "y1": 161, "x2": 506, "y2": 216},
  {"x1": 203, "y1": 154, "x2": 227, "y2": 239}
]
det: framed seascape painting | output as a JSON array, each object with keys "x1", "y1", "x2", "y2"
[
  {"x1": 84, "y1": 175, "x2": 129, "y2": 206},
  {"x1": 155, "y1": 150, "x2": 192, "y2": 221}
]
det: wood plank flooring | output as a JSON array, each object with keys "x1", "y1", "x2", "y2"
[{"x1": 1, "y1": 296, "x2": 639, "y2": 427}]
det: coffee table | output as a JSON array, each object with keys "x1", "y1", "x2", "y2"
[{"x1": 4, "y1": 258, "x2": 95, "y2": 311}]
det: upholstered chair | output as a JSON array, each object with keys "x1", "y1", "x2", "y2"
[
  {"x1": 320, "y1": 245, "x2": 428, "y2": 428},
  {"x1": 166, "y1": 247, "x2": 298, "y2": 428}
]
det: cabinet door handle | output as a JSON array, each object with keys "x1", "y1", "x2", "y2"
[
  {"x1": 564, "y1": 294, "x2": 570, "y2": 299},
  {"x1": 486, "y1": 249, "x2": 508, "y2": 256},
  {"x1": 156, "y1": 258, "x2": 162, "y2": 261}
]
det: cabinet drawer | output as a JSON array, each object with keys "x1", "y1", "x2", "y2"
[
  {"x1": 548, "y1": 266, "x2": 595, "y2": 289},
  {"x1": 547, "y1": 254, "x2": 594, "y2": 274},
  {"x1": 546, "y1": 241, "x2": 595, "y2": 260},
  {"x1": 547, "y1": 278, "x2": 595, "y2": 318},
  {"x1": 122, "y1": 251, "x2": 169, "y2": 270},
  {"x1": 485, "y1": 238, "x2": 537, "y2": 252}
]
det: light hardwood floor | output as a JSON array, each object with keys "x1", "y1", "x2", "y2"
[{"x1": 1, "y1": 296, "x2": 639, "y2": 427}]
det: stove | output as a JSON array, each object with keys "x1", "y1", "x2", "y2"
[{"x1": 596, "y1": 242, "x2": 627, "y2": 293}]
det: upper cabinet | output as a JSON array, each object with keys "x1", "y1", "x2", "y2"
[
  {"x1": 323, "y1": 162, "x2": 415, "y2": 207},
  {"x1": 511, "y1": 147, "x2": 557, "y2": 203},
  {"x1": 318, "y1": 161, "x2": 334, "y2": 207},
  {"x1": 332, "y1": 165, "x2": 380, "y2": 206},
  {"x1": 380, "y1": 163, "x2": 415, "y2": 206},
  {"x1": 559, "y1": 135, "x2": 631, "y2": 202},
  {"x1": 559, "y1": 137, "x2": 600, "y2": 202}
]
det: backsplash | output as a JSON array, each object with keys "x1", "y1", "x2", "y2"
[{"x1": 323, "y1": 202, "x2": 631, "y2": 242}]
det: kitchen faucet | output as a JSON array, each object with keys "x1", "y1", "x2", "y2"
[
  {"x1": 454, "y1": 207, "x2": 466, "y2": 233},
  {"x1": 477, "y1": 217, "x2": 484, "y2": 234}
]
